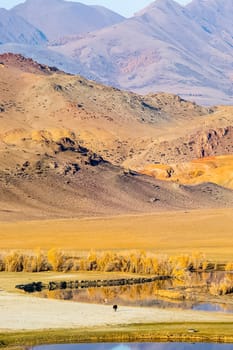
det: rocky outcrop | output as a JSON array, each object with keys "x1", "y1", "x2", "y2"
[
  {"x1": 139, "y1": 126, "x2": 233, "y2": 165},
  {"x1": 0, "y1": 53, "x2": 60, "y2": 75},
  {"x1": 197, "y1": 127, "x2": 233, "y2": 158}
]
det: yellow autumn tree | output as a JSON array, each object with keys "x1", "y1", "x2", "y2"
[
  {"x1": 225, "y1": 262, "x2": 233, "y2": 271},
  {"x1": 47, "y1": 248, "x2": 65, "y2": 271},
  {"x1": 4, "y1": 251, "x2": 23, "y2": 272}
]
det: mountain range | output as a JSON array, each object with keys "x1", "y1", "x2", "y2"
[
  {"x1": 0, "y1": 0, "x2": 232, "y2": 105},
  {"x1": 12, "y1": 0, "x2": 125, "y2": 41}
]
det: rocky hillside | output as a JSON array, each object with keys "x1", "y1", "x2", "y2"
[{"x1": 0, "y1": 53, "x2": 232, "y2": 220}]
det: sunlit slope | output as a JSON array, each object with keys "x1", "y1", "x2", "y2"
[
  {"x1": 1, "y1": 53, "x2": 232, "y2": 169},
  {"x1": 141, "y1": 155, "x2": 233, "y2": 189},
  {"x1": 0, "y1": 54, "x2": 232, "y2": 221}
]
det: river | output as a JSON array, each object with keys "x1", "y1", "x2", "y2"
[{"x1": 32, "y1": 343, "x2": 233, "y2": 350}]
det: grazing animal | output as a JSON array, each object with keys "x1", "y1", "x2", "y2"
[{"x1": 113, "y1": 304, "x2": 118, "y2": 312}]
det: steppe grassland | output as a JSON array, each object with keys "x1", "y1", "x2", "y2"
[{"x1": 0, "y1": 208, "x2": 232, "y2": 261}]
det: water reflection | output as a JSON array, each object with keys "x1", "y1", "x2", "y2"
[
  {"x1": 193, "y1": 303, "x2": 232, "y2": 313},
  {"x1": 32, "y1": 342, "x2": 233, "y2": 350},
  {"x1": 35, "y1": 271, "x2": 233, "y2": 313}
]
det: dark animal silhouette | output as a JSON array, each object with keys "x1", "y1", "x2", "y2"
[{"x1": 113, "y1": 304, "x2": 118, "y2": 312}]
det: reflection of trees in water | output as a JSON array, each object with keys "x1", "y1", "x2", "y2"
[
  {"x1": 36, "y1": 271, "x2": 233, "y2": 311},
  {"x1": 173, "y1": 271, "x2": 227, "y2": 289},
  {"x1": 209, "y1": 272, "x2": 233, "y2": 296},
  {"x1": 39, "y1": 281, "x2": 172, "y2": 306},
  {"x1": 226, "y1": 272, "x2": 233, "y2": 282}
]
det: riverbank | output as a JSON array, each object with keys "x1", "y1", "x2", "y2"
[
  {"x1": 2, "y1": 291, "x2": 233, "y2": 330},
  {"x1": 1, "y1": 291, "x2": 233, "y2": 347},
  {"x1": 1, "y1": 323, "x2": 233, "y2": 348}
]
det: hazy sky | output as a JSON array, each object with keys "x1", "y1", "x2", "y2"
[{"x1": 0, "y1": 0, "x2": 191, "y2": 17}]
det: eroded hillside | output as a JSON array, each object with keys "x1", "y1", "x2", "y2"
[{"x1": 0, "y1": 54, "x2": 232, "y2": 220}]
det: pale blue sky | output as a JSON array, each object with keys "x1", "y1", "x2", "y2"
[{"x1": 0, "y1": 0, "x2": 191, "y2": 17}]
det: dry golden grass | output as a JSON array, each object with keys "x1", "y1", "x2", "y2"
[{"x1": 0, "y1": 208, "x2": 232, "y2": 261}]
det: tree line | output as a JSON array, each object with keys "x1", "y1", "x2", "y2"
[{"x1": 0, "y1": 249, "x2": 212, "y2": 275}]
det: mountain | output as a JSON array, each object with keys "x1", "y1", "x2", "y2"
[
  {"x1": 0, "y1": 43, "x2": 97, "y2": 80},
  {"x1": 1, "y1": 0, "x2": 232, "y2": 105},
  {"x1": 0, "y1": 8, "x2": 47, "y2": 45},
  {"x1": 0, "y1": 53, "x2": 232, "y2": 220},
  {"x1": 48, "y1": 0, "x2": 233, "y2": 105},
  {"x1": 187, "y1": 0, "x2": 233, "y2": 71},
  {"x1": 12, "y1": 0, "x2": 125, "y2": 41},
  {"x1": 187, "y1": 0, "x2": 233, "y2": 41}
]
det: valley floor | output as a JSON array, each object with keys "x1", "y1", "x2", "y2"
[{"x1": 0, "y1": 208, "x2": 233, "y2": 260}]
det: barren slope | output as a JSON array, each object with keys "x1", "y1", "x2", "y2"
[
  {"x1": 49, "y1": 0, "x2": 233, "y2": 105},
  {"x1": 0, "y1": 54, "x2": 217, "y2": 167},
  {"x1": 0, "y1": 54, "x2": 232, "y2": 221},
  {"x1": 12, "y1": 0, "x2": 125, "y2": 41},
  {"x1": 0, "y1": 8, "x2": 47, "y2": 45},
  {"x1": 124, "y1": 121, "x2": 233, "y2": 168}
]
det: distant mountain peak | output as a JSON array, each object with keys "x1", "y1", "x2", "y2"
[
  {"x1": 24, "y1": 0, "x2": 63, "y2": 3},
  {"x1": 136, "y1": 0, "x2": 183, "y2": 16},
  {"x1": 154, "y1": 0, "x2": 182, "y2": 7},
  {"x1": 12, "y1": 0, "x2": 124, "y2": 41}
]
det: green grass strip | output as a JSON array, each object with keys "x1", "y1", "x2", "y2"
[{"x1": 1, "y1": 323, "x2": 233, "y2": 348}]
